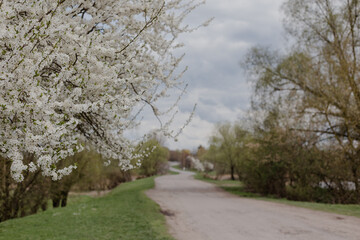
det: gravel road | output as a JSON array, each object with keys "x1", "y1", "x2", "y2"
[{"x1": 146, "y1": 166, "x2": 360, "y2": 240}]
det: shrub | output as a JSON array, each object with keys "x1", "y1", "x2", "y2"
[{"x1": 136, "y1": 139, "x2": 169, "y2": 177}]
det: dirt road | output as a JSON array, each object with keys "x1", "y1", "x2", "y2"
[{"x1": 146, "y1": 167, "x2": 360, "y2": 240}]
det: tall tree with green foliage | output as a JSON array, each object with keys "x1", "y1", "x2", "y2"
[
  {"x1": 244, "y1": 0, "x2": 360, "y2": 202},
  {"x1": 205, "y1": 122, "x2": 248, "y2": 180}
]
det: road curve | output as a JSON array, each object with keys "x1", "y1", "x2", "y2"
[{"x1": 146, "y1": 166, "x2": 360, "y2": 240}]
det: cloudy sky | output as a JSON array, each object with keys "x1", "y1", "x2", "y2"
[{"x1": 130, "y1": 0, "x2": 287, "y2": 151}]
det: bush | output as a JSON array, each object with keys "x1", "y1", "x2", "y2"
[
  {"x1": 286, "y1": 186, "x2": 334, "y2": 203},
  {"x1": 242, "y1": 159, "x2": 287, "y2": 197},
  {"x1": 136, "y1": 139, "x2": 169, "y2": 177},
  {"x1": 69, "y1": 150, "x2": 132, "y2": 191}
]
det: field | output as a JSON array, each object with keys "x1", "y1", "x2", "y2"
[{"x1": 0, "y1": 177, "x2": 173, "y2": 240}]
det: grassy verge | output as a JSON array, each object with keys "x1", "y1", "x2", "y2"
[
  {"x1": 195, "y1": 173, "x2": 360, "y2": 218},
  {"x1": 0, "y1": 177, "x2": 173, "y2": 240},
  {"x1": 171, "y1": 165, "x2": 182, "y2": 171},
  {"x1": 167, "y1": 170, "x2": 179, "y2": 175}
]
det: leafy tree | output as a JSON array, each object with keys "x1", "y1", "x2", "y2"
[
  {"x1": 180, "y1": 149, "x2": 191, "y2": 168},
  {"x1": 205, "y1": 122, "x2": 242, "y2": 180},
  {"x1": 196, "y1": 145, "x2": 207, "y2": 159},
  {"x1": 0, "y1": 0, "x2": 207, "y2": 182},
  {"x1": 71, "y1": 151, "x2": 132, "y2": 191},
  {"x1": 244, "y1": 0, "x2": 360, "y2": 201}
]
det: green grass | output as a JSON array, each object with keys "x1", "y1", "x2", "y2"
[
  {"x1": 195, "y1": 173, "x2": 360, "y2": 218},
  {"x1": 167, "y1": 170, "x2": 179, "y2": 175},
  {"x1": 0, "y1": 177, "x2": 174, "y2": 240},
  {"x1": 171, "y1": 165, "x2": 182, "y2": 171}
]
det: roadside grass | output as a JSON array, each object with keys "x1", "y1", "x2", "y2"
[
  {"x1": 167, "y1": 170, "x2": 179, "y2": 175},
  {"x1": 171, "y1": 164, "x2": 182, "y2": 171},
  {"x1": 195, "y1": 173, "x2": 360, "y2": 218},
  {"x1": 0, "y1": 177, "x2": 174, "y2": 240}
]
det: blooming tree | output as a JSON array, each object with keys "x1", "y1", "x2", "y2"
[
  {"x1": 188, "y1": 156, "x2": 204, "y2": 172},
  {"x1": 0, "y1": 0, "x2": 206, "y2": 182}
]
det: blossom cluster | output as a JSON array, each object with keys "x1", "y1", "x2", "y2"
[{"x1": 0, "y1": 0, "x2": 205, "y2": 181}]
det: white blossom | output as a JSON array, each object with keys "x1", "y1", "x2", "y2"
[
  {"x1": 187, "y1": 156, "x2": 205, "y2": 172},
  {"x1": 0, "y1": 0, "x2": 206, "y2": 182}
]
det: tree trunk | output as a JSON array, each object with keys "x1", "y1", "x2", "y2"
[
  {"x1": 52, "y1": 197, "x2": 60, "y2": 208},
  {"x1": 352, "y1": 164, "x2": 360, "y2": 203},
  {"x1": 60, "y1": 191, "x2": 68, "y2": 207},
  {"x1": 1, "y1": 159, "x2": 12, "y2": 222},
  {"x1": 230, "y1": 165, "x2": 235, "y2": 180}
]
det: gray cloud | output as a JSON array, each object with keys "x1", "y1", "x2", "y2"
[{"x1": 131, "y1": 0, "x2": 286, "y2": 149}]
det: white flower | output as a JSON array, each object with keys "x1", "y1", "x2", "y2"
[{"x1": 0, "y1": 0, "x2": 206, "y2": 181}]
